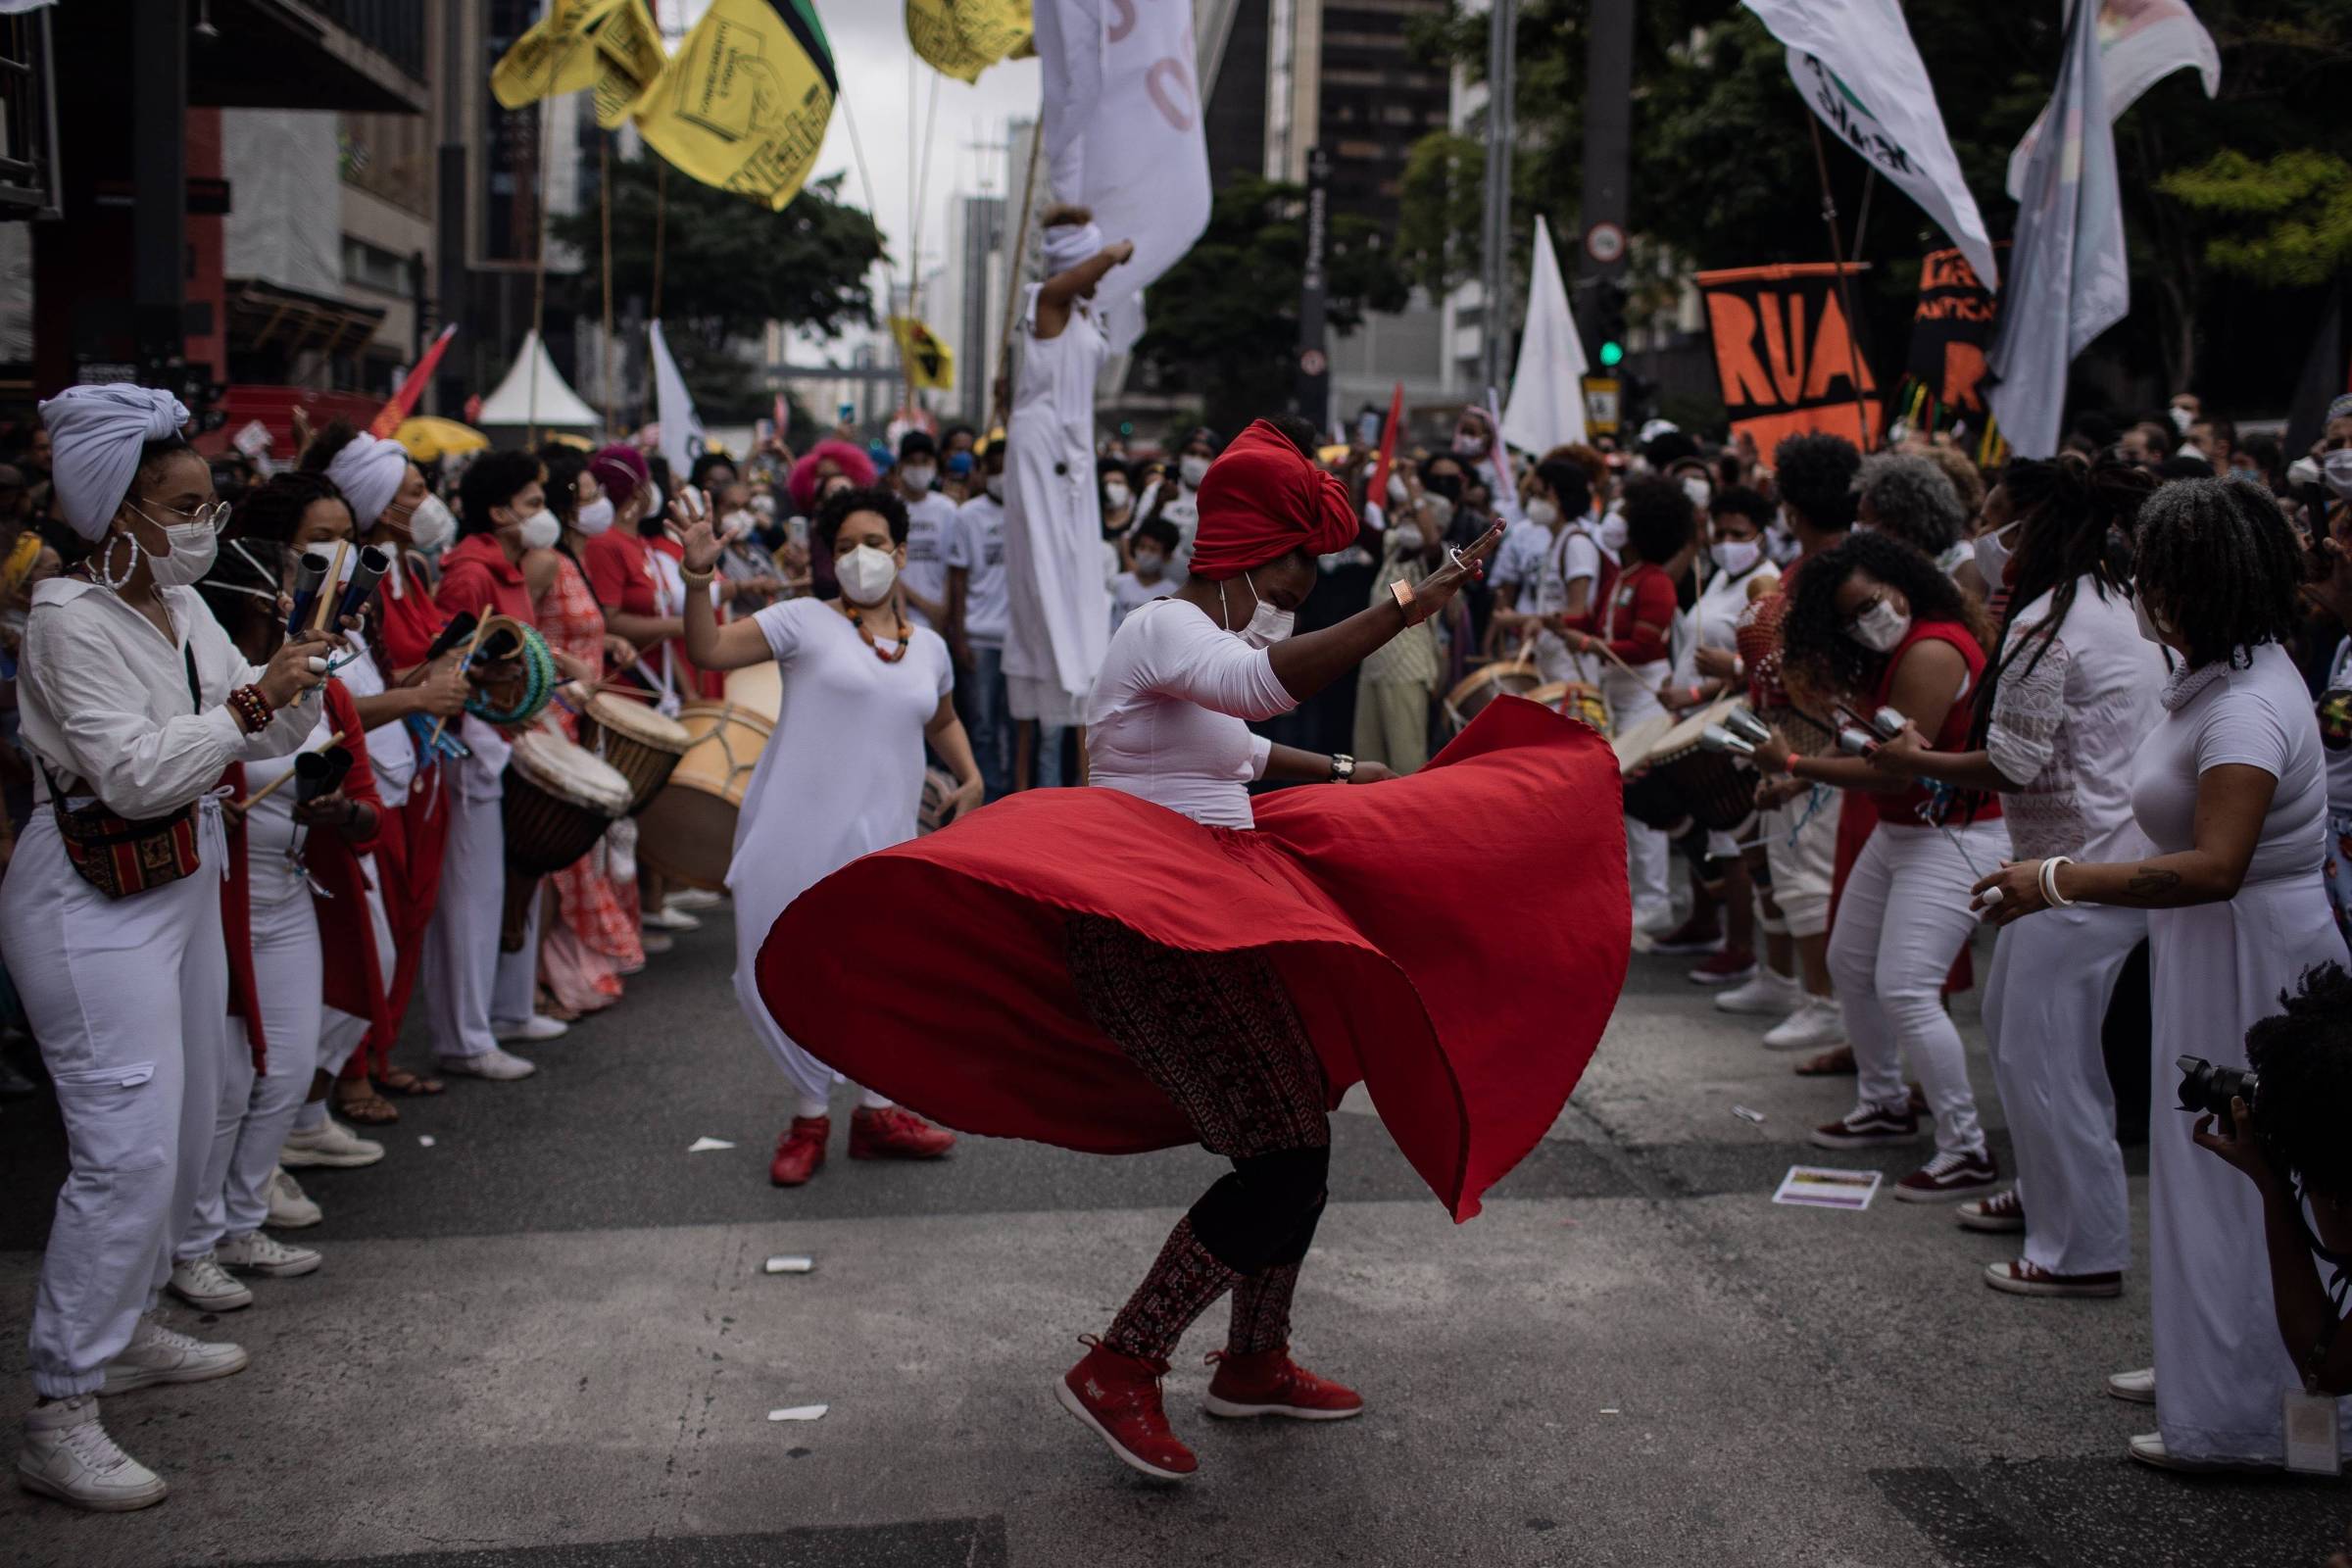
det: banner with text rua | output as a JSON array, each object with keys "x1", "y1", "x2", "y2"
[{"x1": 1696, "y1": 264, "x2": 1880, "y2": 451}]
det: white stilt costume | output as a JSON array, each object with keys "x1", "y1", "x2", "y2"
[{"x1": 1002, "y1": 279, "x2": 1110, "y2": 730}]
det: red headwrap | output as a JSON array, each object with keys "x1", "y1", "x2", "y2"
[
  {"x1": 788, "y1": 439, "x2": 877, "y2": 516},
  {"x1": 1188, "y1": 418, "x2": 1361, "y2": 581},
  {"x1": 588, "y1": 443, "x2": 651, "y2": 504}
]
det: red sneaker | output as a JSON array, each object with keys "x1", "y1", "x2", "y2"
[
  {"x1": 1201, "y1": 1348, "x2": 1365, "y2": 1422},
  {"x1": 848, "y1": 1104, "x2": 956, "y2": 1160},
  {"x1": 1056, "y1": 1336, "x2": 1197, "y2": 1481},
  {"x1": 769, "y1": 1117, "x2": 829, "y2": 1187}
]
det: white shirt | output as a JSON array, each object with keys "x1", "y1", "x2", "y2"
[
  {"x1": 949, "y1": 493, "x2": 1008, "y2": 647},
  {"x1": 17, "y1": 578, "x2": 313, "y2": 817},
  {"x1": 898, "y1": 489, "x2": 960, "y2": 631},
  {"x1": 240, "y1": 710, "x2": 332, "y2": 906},
  {"x1": 1987, "y1": 579, "x2": 2165, "y2": 863},
  {"x1": 333, "y1": 641, "x2": 416, "y2": 808},
  {"x1": 1108, "y1": 568, "x2": 1182, "y2": 632},
  {"x1": 1085, "y1": 598, "x2": 1298, "y2": 830},
  {"x1": 2131, "y1": 642, "x2": 2328, "y2": 886},
  {"x1": 1672, "y1": 562, "x2": 1778, "y2": 687},
  {"x1": 1490, "y1": 518, "x2": 1549, "y2": 601},
  {"x1": 2322, "y1": 636, "x2": 2352, "y2": 815},
  {"x1": 1528, "y1": 522, "x2": 1604, "y2": 679}
]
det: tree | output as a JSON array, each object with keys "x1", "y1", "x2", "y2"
[
  {"x1": 553, "y1": 157, "x2": 887, "y2": 418},
  {"x1": 2158, "y1": 150, "x2": 2352, "y2": 287},
  {"x1": 1133, "y1": 175, "x2": 1410, "y2": 437}
]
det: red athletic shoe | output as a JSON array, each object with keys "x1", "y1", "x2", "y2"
[
  {"x1": 769, "y1": 1117, "x2": 829, "y2": 1187},
  {"x1": 1056, "y1": 1336, "x2": 1197, "y2": 1481},
  {"x1": 1201, "y1": 1348, "x2": 1365, "y2": 1421},
  {"x1": 848, "y1": 1104, "x2": 956, "y2": 1160}
]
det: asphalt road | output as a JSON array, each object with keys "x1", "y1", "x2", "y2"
[{"x1": 2, "y1": 900, "x2": 2344, "y2": 1567}]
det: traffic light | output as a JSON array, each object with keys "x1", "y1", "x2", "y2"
[{"x1": 1590, "y1": 279, "x2": 1628, "y2": 371}]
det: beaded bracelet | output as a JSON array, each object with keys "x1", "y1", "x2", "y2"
[{"x1": 227, "y1": 685, "x2": 273, "y2": 735}]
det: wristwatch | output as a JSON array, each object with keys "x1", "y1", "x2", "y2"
[{"x1": 1330, "y1": 754, "x2": 1357, "y2": 784}]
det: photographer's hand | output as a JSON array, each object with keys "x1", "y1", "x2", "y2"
[{"x1": 2190, "y1": 1097, "x2": 2280, "y2": 1194}]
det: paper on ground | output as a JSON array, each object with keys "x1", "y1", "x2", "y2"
[
  {"x1": 764, "y1": 1255, "x2": 814, "y2": 1275},
  {"x1": 686, "y1": 1137, "x2": 735, "y2": 1153},
  {"x1": 416, "y1": 1135, "x2": 436, "y2": 1148},
  {"x1": 767, "y1": 1405, "x2": 828, "y2": 1422},
  {"x1": 1774, "y1": 1165, "x2": 1881, "y2": 1210}
]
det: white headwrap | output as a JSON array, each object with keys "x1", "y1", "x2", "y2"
[
  {"x1": 325, "y1": 429, "x2": 410, "y2": 526},
  {"x1": 37, "y1": 384, "x2": 190, "y2": 542},
  {"x1": 1042, "y1": 220, "x2": 1103, "y2": 274}
]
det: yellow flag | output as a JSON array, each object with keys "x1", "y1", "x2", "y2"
[
  {"x1": 906, "y1": 0, "x2": 1032, "y2": 85},
  {"x1": 633, "y1": 0, "x2": 837, "y2": 213},
  {"x1": 491, "y1": 0, "x2": 621, "y2": 110},
  {"x1": 890, "y1": 317, "x2": 956, "y2": 391},
  {"x1": 589, "y1": 0, "x2": 665, "y2": 127}
]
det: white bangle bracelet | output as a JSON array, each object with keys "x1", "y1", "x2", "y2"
[{"x1": 2039, "y1": 856, "x2": 2077, "y2": 908}]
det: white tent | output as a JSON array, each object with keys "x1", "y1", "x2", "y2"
[{"x1": 475, "y1": 329, "x2": 601, "y2": 430}]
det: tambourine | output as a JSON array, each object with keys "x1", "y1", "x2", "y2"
[{"x1": 465, "y1": 614, "x2": 559, "y2": 728}]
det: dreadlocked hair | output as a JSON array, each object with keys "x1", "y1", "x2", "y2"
[
  {"x1": 2132, "y1": 477, "x2": 2304, "y2": 670},
  {"x1": 1780, "y1": 529, "x2": 1990, "y2": 718},
  {"x1": 2245, "y1": 962, "x2": 2352, "y2": 1200}
]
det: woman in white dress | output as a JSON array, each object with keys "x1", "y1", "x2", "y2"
[
  {"x1": 1871, "y1": 460, "x2": 2164, "y2": 1296},
  {"x1": 1971, "y1": 477, "x2": 2351, "y2": 1471},
  {"x1": 1002, "y1": 208, "x2": 1130, "y2": 789},
  {"x1": 680, "y1": 485, "x2": 982, "y2": 1188}
]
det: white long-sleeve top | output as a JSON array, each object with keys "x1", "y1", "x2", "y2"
[
  {"x1": 18, "y1": 578, "x2": 315, "y2": 817},
  {"x1": 1085, "y1": 597, "x2": 1298, "y2": 829}
]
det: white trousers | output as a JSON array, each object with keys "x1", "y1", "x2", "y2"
[
  {"x1": 493, "y1": 884, "x2": 542, "y2": 1028},
  {"x1": 1983, "y1": 902, "x2": 2143, "y2": 1276},
  {"x1": 1827, "y1": 819, "x2": 2010, "y2": 1155},
  {"x1": 1, "y1": 815, "x2": 232, "y2": 1396},
  {"x1": 197, "y1": 890, "x2": 322, "y2": 1246},
  {"x1": 1603, "y1": 663, "x2": 1671, "y2": 912},
  {"x1": 421, "y1": 783, "x2": 504, "y2": 1059},
  {"x1": 1759, "y1": 785, "x2": 1840, "y2": 940},
  {"x1": 318, "y1": 855, "x2": 398, "y2": 1076},
  {"x1": 731, "y1": 897, "x2": 881, "y2": 1117}
]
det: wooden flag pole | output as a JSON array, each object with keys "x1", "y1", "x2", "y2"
[
  {"x1": 1805, "y1": 116, "x2": 1878, "y2": 453},
  {"x1": 991, "y1": 124, "x2": 1045, "y2": 431}
]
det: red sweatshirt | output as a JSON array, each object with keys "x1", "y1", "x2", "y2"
[{"x1": 1595, "y1": 561, "x2": 1675, "y2": 665}]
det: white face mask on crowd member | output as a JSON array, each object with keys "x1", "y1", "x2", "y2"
[
  {"x1": 1395, "y1": 524, "x2": 1427, "y2": 554},
  {"x1": 1133, "y1": 548, "x2": 1167, "y2": 577},
  {"x1": 985, "y1": 475, "x2": 1006, "y2": 504},
  {"x1": 1452, "y1": 431, "x2": 1487, "y2": 460},
  {"x1": 1765, "y1": 521, "x2": 1802, "y2": 567},
  {"x1": 1527, "y1": 498, "x2": 1561, "y2": 528},
  {"x1": 2132, "y1": 591, "x2": 2175, "y2": 647},
  {"x1": 1848, "y1": 598, "x2": 1911, "y2": 653},
  {"x1": 1598, "y1": 514, "x2": 1629, "y2": 555},
  {"x1": 1220, "y1": 570, "x2": 1294, "y2": 649},
  {"x1": 2325, "y1": 450, "x2": 2352, "y2": 501},
  {"x1": 837, "y1": 543, "x2": 898, "y2": 606},
  {"x1": 574, "y1": 495, "x2": 616, "y2": 537},
  {"x1": 505, "y1": 500, "x2": 559, "y2": 552},
  {"x1": 901, "y1": 464, "x2": 937, "y2": 494},
  {"x1": 407, "y1": 492, "x2": 457, "y2": 553},
  {"x1": 1972, "y1": 517, "x2": 2022, "y2": 582},
  {"x1": 125, "y1": 498, "x2": 225, "y2": 589},
  {"x1": 1103, "y1": 478, "x2": 1131, "y2": 511},
  {"x1": 1682, "y1": 476, "x2": 1712, "y2": 511},
  {"x1": 1179, "y1": 455, "x2": 1211, "y2": 489},
  {"x1": 1710, "y1": 538, "x2": 1762, "y2": 576}
]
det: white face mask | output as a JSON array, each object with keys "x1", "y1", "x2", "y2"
[
  {"x1": 1598, "y1": 514, "x2": 1629, "y2": 554},
  {"x1": 2324, "y1": 450, "x2": 2352, "y2": 501},
  {"x1": 1710, "y1": 538, "x2": 1761, "y2": 576},
  {"x1": 1765, "y1": 521, "x2": 1801, "y2": 567},
  {"x1": 1133, "y1": 550, "x2": 1166, "y2": 578},
  {"x1": 145, "y1": 517, "x2": 220, "y2": 589},
  {"x1": 985, "y1": 475, "x2": 1005, "y2": 503},
  {"x1": 720, "y1": 510, "x2": 756, "y2": 541},
  {"x1": 2133, "y1": 591, "x2": 2174, "y2": 647},
  {"x1": 1222, "y1": 570, "x2": 1294, "y2": 649},
  {"x1": 1102, "y1": 480, "x2": 1130, "y2": 510},
  {"x1": 1847, "y1": 599, "x2": 1911, "y2": 653},
  {"x1": 512, "y1": 507, "x2": 560, "y2": 552},
  {"x1": 1682, "y1": 476, "x2": 1712, "y2": 511},
  {"x1": 407, "y1": 493, "x2": 457, "y2": 553},
  {"x1": 1179, "y1": 455, "x2": 1211, "y2": 489},
  {"x1": 900, "y1": 464, "x2": 936, "y2": 493},
  {"x1": 1971, "y1": 518, "x2": 2021, "y2": 583},
  {"x1": 1527, "y1": 498, "x2": 1560, "y2": 529},
  {"x1": 1452, "y1": 432, "x2": 1487, "y2": 460},
  {"x1": 574, "y1": 495, "x2": 616, "y2": 537},
  {"x1": 1395, "y1": 524, "x2": 1427, "y2": 554},
  {"x1": 2169, "y1": 405, "x2": 2194, "y2": 435},
  {"x1": 837, "y1": 542, "x2": 898, "y2": 606}
]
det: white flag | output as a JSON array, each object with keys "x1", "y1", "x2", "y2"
[
  {"x1": 648, "y1": 319, "x2": 704, "y2": 483},
  {"x1": 1501, "y1": 218, "x2": 1590, "y2": 456},
  {"x1": 2005, "y1": 0, "x2": 2219, "y2": 199},
  {"x1": 1032, "y1": 0, "x2": 1211, "y2": 356},
  {"x1": 1743, "y1": 0, "x2": 1998, "y2": 291},
  {"x1": 1984, "y1": 0, "x2": 2129, "y2": 460}
]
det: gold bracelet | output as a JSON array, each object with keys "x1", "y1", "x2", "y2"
[{"x1": 680, "y1": 566, "x2": 714, "y2": 588}]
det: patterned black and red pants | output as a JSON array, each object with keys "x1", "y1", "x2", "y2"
[{"x1": 1066, "y1": 915, "x2": 1330, "y2": 1363}]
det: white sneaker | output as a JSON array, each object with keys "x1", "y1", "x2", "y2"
[
  {"x1": 493, "y1": 1013, "x2": 570, "y2": 1043},
  {"x1": 1633, "y1": 901, "x2": 1679, "y2": 936},
  {"x1": 101, "y1": 1313, "x2": 249, "y2": 1394},
  {"x1": 664, "y1": 888, "x2": 724, "y2": 911},
  {"x1": 439, "y1": 1047, "x2": 536, "y2": 1081},
  {"x1": 18, "y1": 1396, "x2": 168, "y2": 1511},
  {"x1": 267, "y1": 1166, "x2": 322, "y2": 1229},
  {"x1": 2105, "y1": 1367, "x2": 2156, "y2": 1404},
  {"x1": 280, "y1": 1116, "x2": 385, "y2": 1168},
  {"x1": 2127, "y1": 1432, "x2": 2271, "y2": 1474},
  {"x1": 1762, "y1": 996, "x2": 1846, "y2": 1051},
  {"x1": 167, "y1": 1253, "x2": 253, "y2": 1313},
  {"x1": 639, "y1": 930, "x2": 675, "y2": 955},
  {"x1": 1715, "y1": 968, "x2": 1802, "y2": 1016},
  {"x1": 217, "y1": 1230, "x2": 321, "y2": 1278},
  {"x1": 643, "y1": 906, "x2": 702, "y2": 932}
]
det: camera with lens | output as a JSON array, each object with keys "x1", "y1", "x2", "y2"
[{"x1": 2177, "y1": 1055, "x2": 2259, "y2": 1136}]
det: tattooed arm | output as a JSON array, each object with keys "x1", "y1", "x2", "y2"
[{"x1": 1971, "y1": 763, "x2": 2278, "y2": 924}]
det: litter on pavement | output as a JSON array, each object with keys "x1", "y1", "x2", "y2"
[
  {"x1": 763, "y1": 1255, "x2": 814, "y2": 1274},
  {"x1": 686, "y1": 1137, "x2": 736, "y2": 1152},
  {"x1": 767, "y1": 1405, "x2": 828, "y2": 1422}
]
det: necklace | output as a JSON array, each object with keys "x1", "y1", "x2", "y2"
[{"x1": 844, "y1": 603, "x2": 911, "y2": 663}]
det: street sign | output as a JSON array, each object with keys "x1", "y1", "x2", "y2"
[
  {"x1": 1298, "y1": 348, "x2": 1327, "y2": 377},
  {"x1": 1583, "y1": 375, "x2": 1622, "y2": 436},
  {"x1": 1584, "y1": 220, "x2": 1627, "y2": 267}
]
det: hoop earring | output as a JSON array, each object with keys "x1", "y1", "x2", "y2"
[{"x1": 96, "y1": 531, "x2": 139, "y2": 592}]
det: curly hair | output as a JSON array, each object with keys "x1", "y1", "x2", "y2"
[
  {"x1": 2132, "y1": 477, "x2": 2304, "y2": 669},
  {"x1": 813, "y1": 483, "x2": 909, "y2": 552},
  {"x1": 1773, "y1": 432, "x2": 1862, "y2": 532},
  {"x1": 296, "y1": 417, "x2": 363, "y2": 475},
  {"x1": 786, "y1": 438, "x2": 876, "y2": 516},
  {"x1": 1620, "y1": 474, "x2": 1695, "y2": 566},
  {"x1": 2245, "y1": 962, "x2": 2352, "y2": 1199},
  {"x1": 1919, "y1": 444, "x2": 1985, "y2": 521},
  {"x1": 1780, "y1": 529, "x2": 1991, "y2": 713},
  {"x1": 1857, "y1": 453, "x2": 1965, "y2": 558},
  {"x1": 236, "y1": 470, "x2": 350, "y2": 546},
  {"x1": 1534, "y1": 458, "x2": 1592, "y2": 516}
]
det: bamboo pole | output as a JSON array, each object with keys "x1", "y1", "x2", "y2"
[
  {"x1": 1805, "y1": 116, "x2": 1877, "y2": 453},
  {"x1": 991, "y1": 124, "x2": 1045, "y2": 431}
]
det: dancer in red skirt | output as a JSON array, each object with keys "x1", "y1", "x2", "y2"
[{"x1": 761, "y1": 416, "x2": 1633, "y2": 1482}]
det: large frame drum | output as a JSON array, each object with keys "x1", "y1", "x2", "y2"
[{"x1": 635, "y1": 700, "x2": 775, "y2": 891}]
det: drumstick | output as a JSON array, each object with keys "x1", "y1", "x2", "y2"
[
  {"x1": 309, "y1": 540, "x2": 352, "y2": 633},
  {"x1": 237, "y1": 731, "x2": 350, "y2": 809},
  {"x1": 424, "y1": 612, "x2": 491, "y2": 752}
]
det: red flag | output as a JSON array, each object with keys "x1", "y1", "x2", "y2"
[
  {"x1": 1368, "y1": 380, "x2": 1404, "y2": 509},
  {"x1": 774, "y1": 392, "x2": 789, "y2": 444},
  {"x1": 369, "y1": 324, "x2": 460, "y2": 439}
]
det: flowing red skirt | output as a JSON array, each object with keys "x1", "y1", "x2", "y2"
[{"x1": 759, "y1": 697, "x2": 1631, "y2": 1221}]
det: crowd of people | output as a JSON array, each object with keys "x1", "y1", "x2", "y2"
[{"x1": 2, "y1": 282, "x2": 2349, "y2": 1502}]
